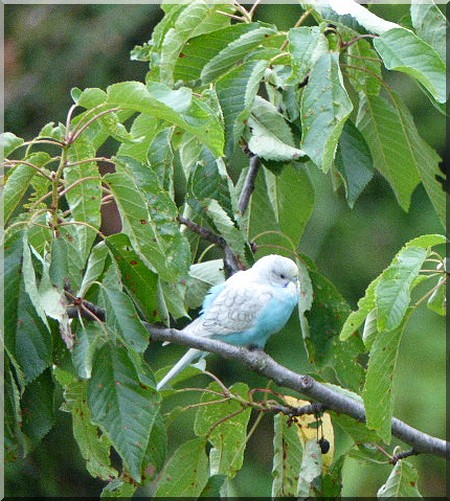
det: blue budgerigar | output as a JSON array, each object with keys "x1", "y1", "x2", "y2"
[{"x1": 157, "y1": 254, "x2": 300, "y2": 390}]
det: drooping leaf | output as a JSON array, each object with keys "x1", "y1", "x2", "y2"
[
  {"x1": 377, "y1": 459, "x2": 423, "y2": 498},
  {"x1": 374, "y1": 27, "x2": 446, "y2": 104},
  {"x1": 362, "y1": 310, "x2": 413, "y2": 443},
  {"x1": 71, "y1": 322, "x2": 103, "y2": 380},
  {"x1": 79, "y1": 241, "x2": 109, "y2": 296},
  {"x1": 106, "y1": 233, "x2": 159, "y2": 322},
  {"x1": 154, "y1": 438, "x2": 209, "y2": 497},
  {"x1": 216, "y1": 59, "x2": 268, "y2": 155},
  {"x1": 335, "y1": 120, "x2": 374, "y2": 208},
  {"x1": 185, "y1": 259, "x2": 225, "y2": 310},
  {"x1": 343, "y1": 37, "x2": 382, "y2": 96},
  {"x1": 87, "y1": 344, "x2": 160, "y2": 482},
  {"x1": 287, "y1": 26, "x2": 328, "y2": 85},
  {"x1": 356, "y1": 93, "x2": 421, "y2": 212},
  {"x1": 297, "y1": 439, "x2": 323, "y2": 497},
  {"x1": 194, "y1": 382, "x2": 252, "y2": 478},
  {"x1": 300, "y1": 52, "x2": 353, "y2": 172},
  {"x1": 101, "y1": 287, "x2": 150, "y2": 353}
]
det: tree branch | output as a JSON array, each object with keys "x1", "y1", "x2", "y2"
[
  {"x1": 147, "y1": 324, "x2": 449, "y2": 460},
  {"x1": 239, "y1": 153, "x2": 261, "y2": 215}
]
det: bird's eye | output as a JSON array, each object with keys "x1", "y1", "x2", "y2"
[{"x1": 279, "y1": 273, "x2": 286, "y2": 280}]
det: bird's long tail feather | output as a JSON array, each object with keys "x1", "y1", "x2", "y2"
[{"x1": 156, "y1": 348, "x2": 204, "y2": 391}]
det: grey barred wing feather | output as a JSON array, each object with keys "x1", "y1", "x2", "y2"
[{"x1": 184, "y1": 283, "x2": 273, "y2": 338}]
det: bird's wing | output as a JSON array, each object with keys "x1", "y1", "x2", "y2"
[{"x1": 185, "y1": 281, "x2": 273, "y2": 338}]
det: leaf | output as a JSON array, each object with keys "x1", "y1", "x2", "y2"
[
  {"x1": 101, "y1": 479, "x2": 138, "y2": 498},
  {"x1": 117, "y1": 113, "x2": 159, "y2": 164},
  {"x1": 300, "y1": 52, "x2": 353, "y2": 172},
  {"x1": 159, "y1": 2, "x2": 235, "y2": 86},
  {"x1": 4, "y1": 152, "x2": 50, "y2": 225},
  {"x1": 65, "y1": 138, "x2": 102, "y2": 263},
  {"x1": 216, "y1": 59, "x2": 268, "y2": 155},
  {"x1": 390, "y1": 93, "x2": 445, "y2": 227},
  {"x1": 410, "y1": 0, "x2": 446, "y2": 62},
  {"x1": 21, "y1": 369, "x2": 56, "y2": 446},
  {"x1": 57, "y1": 372, "x2": 118, "y2": 480},
  {"x1": 201, "y1": 25, "x2": 276, "y2": 84},
  {"x1": 146, "y1": 128, "x2": 175, "y2": 196},
  {"x1": 356, "y1": 93, "x2": 421, "y2": 212},
  {"x1": 101, "y1": 287, "x2": 150, "y2": 353},
  {"x1": 376, "y1": 246, "x2": 428, "y2": 332},
  {"x1": 427, "y1": 277, "x2": 446, "y2": 316},
  {"x1": 335, "y1": 120, "x2": 374, "y2": 208},
  {"x1": 87, "y1": 344, "x2": 160, "y2": 482},
  {"x1": 185, "y1": 259, "x2": 225, "y2": 310},
  {"x1": 142, "y1": 411, "x2": 168, "y2": 479},
  {"x1": 106, "y1": 81, "x2": 223, "y2": 157},
  {"x1": 79, "y1": 241, "x2": 109, "y2": 296},
  {"x1": 343, "y1": 37, "x2": 381, "y2": 96},
  {"x1": 173, "y1": 23, "x2": 261, "y2": 84},
  {"x1": 194, "y1": 382, "x2": 252, "y2": 478},
  {"x1": 247, "y1": 165, "x2": 314, "y2": 252},
  {"x1": 247, "y1": 97, "x2": 305, "y2": 161},
  {"x1": 49, "y1": 236, "x2": 70, "y2": 289},
  {"x1": 272, "y1": 413, "x2": 303, "y2": 498},
  {"x1": 377, "y1": 460, "x2": 423, "y2": 498},
  {"x1": 374, "y1": 27, "x2": 446, "y2": 104},
  {"x1": 297, "y1": 439, "x2": 323, "y2": 497},
  {"x1": 106, "y1": 233, "x2": 159, "y2": 322},
  {"x1": 154, "y1": 438, "x2": 209, "y2": 497},
  {"x1": 362, "y1": 310, "x2": 412, "y2": 443},
  {"x1": 72, "y1": 322, "x2": 102, "y2": 380},
  {"x1": 3, "y1": 131, "x2": 24, "y2": 156},
  {"x1": 287, "y1": 26, "x2": 328, "y2": 85}
]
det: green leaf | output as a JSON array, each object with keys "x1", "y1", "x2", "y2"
[
  {"x1": 377, "y1": 459, "x2": 423, "y2": 498},
  {"x1": 247, "y1": 165, "x2": 314, "y2": 252},
  {"x1": 247, "y1": 97, "x2": 305, "y2": 161},
  {"x1": 340, "y1": 277, "x2": 380, "y2": 341},
  {"x1": 194, "y1": 382, "x2": 252, "y2": 478},
  {"x1": 142, "y1": 411, "x2": 168, "y2": 479},
  {"x1": 71, "y1": 87, "x2": 107, "y2": 108},
  {"x1": 4, "y1": 152, "x2": 51, "y2": 225},
  {"x1": 335, "y1": 120, "x2": 374, "y2": 208},
  {"x1": 72, "y1": 322, "x2": 102, "y2": 380},
  {"x1": 287, "y1": 26, "x2": 328, "y2": 85},
  {"x1": 374, "y1": 27, "x2": 446, "y2": 104},
  {"x1": 173, "y1": 23, "x2": 261, "y2": 84},
  {"x1": 300, "y1": 52, "x2": 353, "y2": 172},
  {"x1": 58, "y1": 373, "x2": 118, "y2": 480},
  {"x1": 356, "y1": 93, "x2": 421, "y2": 212},
  {"x1": 202, "y1": 198, "x2": 247, "y2": 258},
  {"x1": 154, "y1": 438, "x2": 209, "y2": 497},
  {"x1": 49, "y1": 236, "x2": 70, "y2": 289},
  {"x1": 159, "y1": 2, "x2": 235, "y2": 85},
  {"x1": 101, "y1": 479, "x2": 138, "y2": 498},
  {"x1": 201, "y1": 25, "x2": 276, "y2": 83},
  {"x1": 117, "y1": 113, "x2": 159, "y2": 164},
  {"x1": 376, "y1": 246, "x2": 428, "y2": 332},
  {"x1": 101, "y1": 287, "x2": 150, "y2": 353},
  {"x1": 79, "y1": 241, "x2": 109, "y2": 296},
  {"x1": 410, "y1": 1, "x2": 446, "y2": 62},
  {"x1": 272, "y1": 413, "x2": 303, "y2": 498},
  {"x1": 343, "y1": 37, "x2": 382, "y2": 96},
  {"x1": 87, "y1": 344, "x2": 160, "y2": 482},
  {"x1": 216, "y1": 59, "x2": 268, "y2": 155},
  {"x1": 21, "y1": 369, "x2": 56, "y2": 446},
  {"x1": 199, "y1": 475, "x2": 227, "y2": 497},
  {"x1": 363, "y1": 310, "x2": 412, "y2": 443},
  {"x1": 390, "y1": 93, "x2": 445, "y2": 227},
  {"x1": 106, "y1": 233, "x2": 159, "y2": 322},
  {"x1": 3, "y1": 131, "x2": 24, "y2": 156},
  {"x1": 146, "y1": 128, "x2": 175, "y2": 196},
  {"x1": 65, "y1": 138, "x2": 102, "y2": 263},
  {"x1": 106, "y1": 81, "x2": 223, "y2": 157}
]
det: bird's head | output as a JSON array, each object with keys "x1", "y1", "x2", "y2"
[{"x1": 252, "y1": 254, "x2": 299, "y2": 290}]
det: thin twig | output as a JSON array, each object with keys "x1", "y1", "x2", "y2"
[{"x1": 239, "y1": 154, "x2": 261, "y2": 215}]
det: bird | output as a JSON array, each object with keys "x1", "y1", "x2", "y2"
[{"x1": 156, "y1": 254, "x2": 300, "y2": 390}]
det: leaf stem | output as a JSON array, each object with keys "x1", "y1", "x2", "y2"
[{"x1": 3, "y1": 159, "x2": 54, "y2": 182}]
